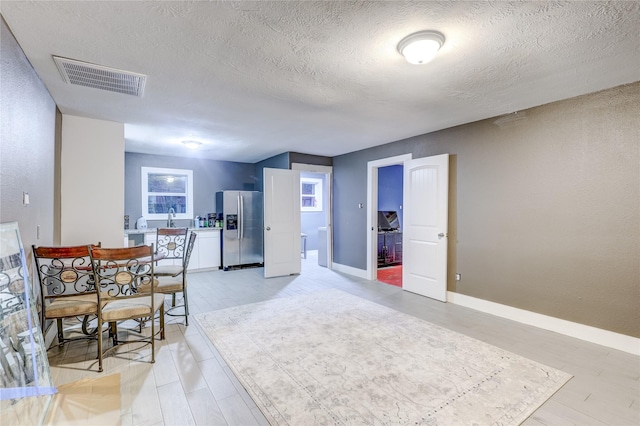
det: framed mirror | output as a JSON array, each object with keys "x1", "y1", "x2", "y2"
[{"x1": 1, "y1": 222, "x2": 55, "y2": 424}]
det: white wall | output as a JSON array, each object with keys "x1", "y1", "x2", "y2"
[{"x1": 61, "y1": 115, "x2": 124, "y2": 247}]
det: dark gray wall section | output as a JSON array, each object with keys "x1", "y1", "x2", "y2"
[
  {"x1": 125, "y1": 153, "x2": 255, "y2": 228},
  {"x1": 378, "y1": 165, "x2": 403, "y2": 230},
  {"x1": 253, "y1": 152, "x2": 289, "y2": 192},
  {"x1": 1, "y1": 17, "x2": 57, "y2": 251},
  {"x1": 333, "y1": 83, "x2": 640, "y2": 338},
  {"x1": 289, "y1": 152, "x2": 333, "y2": 167}
]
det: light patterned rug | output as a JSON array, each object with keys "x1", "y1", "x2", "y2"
[{"x1": 195, "y1": 290, "x2": 571, "y2": 425}]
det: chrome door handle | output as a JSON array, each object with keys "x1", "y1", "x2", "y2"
[
  {"x1": 438, "y1": 233, "x2": 446, "y2": 239},
  {"x1": 266, "y1": 227, "x2": 271, "y2": 231}
]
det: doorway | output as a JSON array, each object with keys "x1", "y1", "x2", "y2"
[
  {"x1": 366, "y1": 154, "x2": 412, "y2": 283},
  {"x1": 367, "y1": 153, "x2": 449, "y2": 301},
  {"x1": 377, "y1": 165, "x2": 404, "y2": 287},
  {"x1": 292, "y1": 163, "x2": 332, "y2": 270}
]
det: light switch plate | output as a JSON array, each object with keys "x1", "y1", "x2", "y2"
[{"x1": 23, "y1": 192, "x2": 29, "y2": 205}]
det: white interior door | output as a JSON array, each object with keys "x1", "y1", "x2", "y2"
[
  {"x1": 264, "y1": 168, "x2": 301, "y2": 278},
  {"x1": 402, "y1": 154, "x2": 449, "y2": 301}
]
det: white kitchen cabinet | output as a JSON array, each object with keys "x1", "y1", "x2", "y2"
[
  {"x1": 187, "y1": 237, "x2": 200, "y2": 271},
  {"x1": 122, "y1": 229, "x2": 220, "y2": 271},
  {"x1": 197, "y1": 230, "x2": 220, "y2": 270}
]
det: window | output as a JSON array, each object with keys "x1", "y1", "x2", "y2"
[
  {"x1": 300, "y1": 177, "x2": 323, "y2": 212},
  {"x1": 141, "y1": 167, "x2": 193, "y2": 220}
]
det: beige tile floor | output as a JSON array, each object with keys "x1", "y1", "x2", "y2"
[{"x1": 43, "y1": 252, "x2": 639, "y2": 426}]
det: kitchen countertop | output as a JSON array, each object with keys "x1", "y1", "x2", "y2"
[{"x1": 124, "y1": 227, "x2": 222, "y2": 235}]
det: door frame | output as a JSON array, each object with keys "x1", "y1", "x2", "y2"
[
  {"x1": 366, "y1": 154, "x2": 412, "y2": 281},
  {"x1": 291, "y1": 163, "x2": 333, "y2": 269}
]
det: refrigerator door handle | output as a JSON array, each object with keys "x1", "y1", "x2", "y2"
[
  {"x1": 239, "y1": 194, "x2": 244, "y2": 240},
  {"x1": 237, "y1": 195, "x2": 241, "y2": 240}
]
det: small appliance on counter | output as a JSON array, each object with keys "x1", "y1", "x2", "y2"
[
  {"x1": 136, "y1": 216, "x2": 148, "y2": 230},
  {"x1": 207, "y1": 213, "x2": 216, "y2": 228},
  {"x1": 194, "y1": 216, "x2": 201, "y2": 228}
]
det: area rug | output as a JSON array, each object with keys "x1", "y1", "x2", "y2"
[
  {"x1": 377, "y1": 265, "x2": 402, "y2": 287},
  {"x1": 195, "y1": 290, "x2": 571, "y2": 425}
]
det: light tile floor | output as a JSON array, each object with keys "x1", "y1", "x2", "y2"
[{"x1": 45, "y1": 252, "x2": 639, "y2": 425}]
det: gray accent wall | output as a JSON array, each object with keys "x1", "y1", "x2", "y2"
[
  {"x1": 333, "y1": 83, "x2": 640, "y2": 338},
  {"x1": 1, "y1": 17, "x2": 57, "y2": 251},
  {"x1": 125, "y1": 153, "x2": 255, "y2": 228},
  {"x1": 253, "y1": 152, "x2": 289, "y2": 192},
  {"x1": 290, "y1": 152, "x2": 333, "y2": 167}
]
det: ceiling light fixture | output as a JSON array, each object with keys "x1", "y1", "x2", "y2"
[
  {"x1": 397, "y1": 30, "x2": 445, "y2": 64},
  {"x1": 182, "y1": 140, "x2": 202, "y2": 150}
]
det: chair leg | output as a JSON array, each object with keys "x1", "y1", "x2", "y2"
[
  {"x1": 56, "y1": 318, "x2": 64, "y2": 345},
  {"x1": 97, "y1": 316, "x2": 103, "y2": 372},
  {"x1": 110, "y1": 322, "x2": 118, "y2": 346},
  {"x1": 183, "y1": 287, "x2": 189, "y2": 326},
  {"x1": 160, "y1": 304, "x2": 165, "y2": 340},
  {"x1": 150, "y1": 310, "x2": 156, "y2": 364}
]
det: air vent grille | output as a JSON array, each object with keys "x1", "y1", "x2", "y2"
[{"x1": 53, "y1": 56, "x2": 146, "y2": 97}]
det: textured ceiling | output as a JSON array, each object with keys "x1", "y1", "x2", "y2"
[{"x1": 2, "y1": 1, "x2": 639, "y2": 163}]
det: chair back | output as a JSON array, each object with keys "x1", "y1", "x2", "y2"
[
  {"x1": 32, "y1": 243, "x2": 101, "y2": 333},
  {"x1": 156, "y1": 228, "x2": 188, "y2": 261},
  {"x1": 183, "y1": 232, "x2": 197, "y2": 269},
  {"x1": 32, "y1": 244, "x2": 100, "y2": 303},
  {"x1": 88, "y1": 245, "x2": 155, "y2": 302}
]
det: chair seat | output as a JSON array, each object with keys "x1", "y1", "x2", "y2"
[
  {"x1": 45, "y1": 293, "x2": 98, "y2": 319},
  {"x1": 139, "y1": 276, "x2": 185, "y2": 294},
  {"x1": 154, "y1": 265, "x2": 184, "y2": 277},
  {"x1": 101, "y1": 294, "x2": 165, "y2": 322}
]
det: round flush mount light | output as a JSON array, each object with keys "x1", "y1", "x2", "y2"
[
  {"x1": 397, "y1": 30, "x2": 445, "y2": 64},
  {"x1": 182, "y1": 140, "x2": 202, "y2": 150}
]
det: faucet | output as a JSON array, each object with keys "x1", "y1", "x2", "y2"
[{"x1": 167, "y1": 208, "x2": 175, "y2": 227}]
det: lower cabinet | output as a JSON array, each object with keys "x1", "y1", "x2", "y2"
[
  {"x1": 194, "y1": 230, "x2": 220, "y2": 270},
  {"x1": 137, "y1": 229, "x2": 221, "y2": 271}
]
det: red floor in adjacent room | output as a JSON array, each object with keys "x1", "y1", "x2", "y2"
[{"x1": 377, "y1": 265, "x2": 402, "y2": 287}]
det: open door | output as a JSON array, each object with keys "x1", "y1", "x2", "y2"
[
  {"x1": 402, "y1": 154, "x2": 449, "y2": 301},
  {"x1": 264, "y1": 168, "x2": 301, "y2": 278}
]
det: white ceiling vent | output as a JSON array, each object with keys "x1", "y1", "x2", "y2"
[{"x1": 53, "y1": 56, "x2": 146, "y2": 97}]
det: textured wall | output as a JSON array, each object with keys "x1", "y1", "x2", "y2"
[
  {"x1": 253, "y1": 152, "x2": 290, "y2": 192},
  {"x1": 289, "y1": 152, "x2": 333, "y2": 167},
  {"x1": 125, "y1": 153, "x2": 256, "y2": 228},
  {"x1": 0, "y1": 17, "x2": 56, "y2": 251},
  {"x1": 333, "y1": 83, "x2": 640, "y2": 337},
  {"x1": 60, "y1": 115, "x2": 124, "y2": 247}
]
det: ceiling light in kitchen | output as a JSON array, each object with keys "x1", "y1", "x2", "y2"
[
  {"x1": 182, "y1": 140, "x2": 202, "y2": 150},
  {"x1": 397, "y1": 31, "x2": 445, "y2": 64}
]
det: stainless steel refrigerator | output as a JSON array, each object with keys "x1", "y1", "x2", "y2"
[{"x1": 215, "y1": 191, "x2": 263, "y2": 269}]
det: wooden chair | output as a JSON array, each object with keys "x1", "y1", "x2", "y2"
[
  {"x1": 140, "y1": 232, "x2": 196, "y2": 326},
  {"x1": 154, "y1": 227, "x2": 188, "y2": 277},
  {"x1": 88, "y1": 244, "x2": 164, "y2": 372},
  {"x1": 32, "y1": 244, "x2": 101, "y2": 348}
]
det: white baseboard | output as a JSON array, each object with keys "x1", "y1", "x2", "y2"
[
  {"x1": 447, "y1": 291, "x2": 640, "y2": 356},
  {"x1": 331, "y1": 263, "x2": 368, "y2": 279}
]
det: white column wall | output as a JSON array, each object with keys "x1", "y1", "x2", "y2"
[{"x1": 61, "y1": 115, "x2": 124, "y2": 247}]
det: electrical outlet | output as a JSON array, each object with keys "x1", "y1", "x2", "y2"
[{"x1": 455, "y1": 273, "x2": 461, "y2": 281}]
